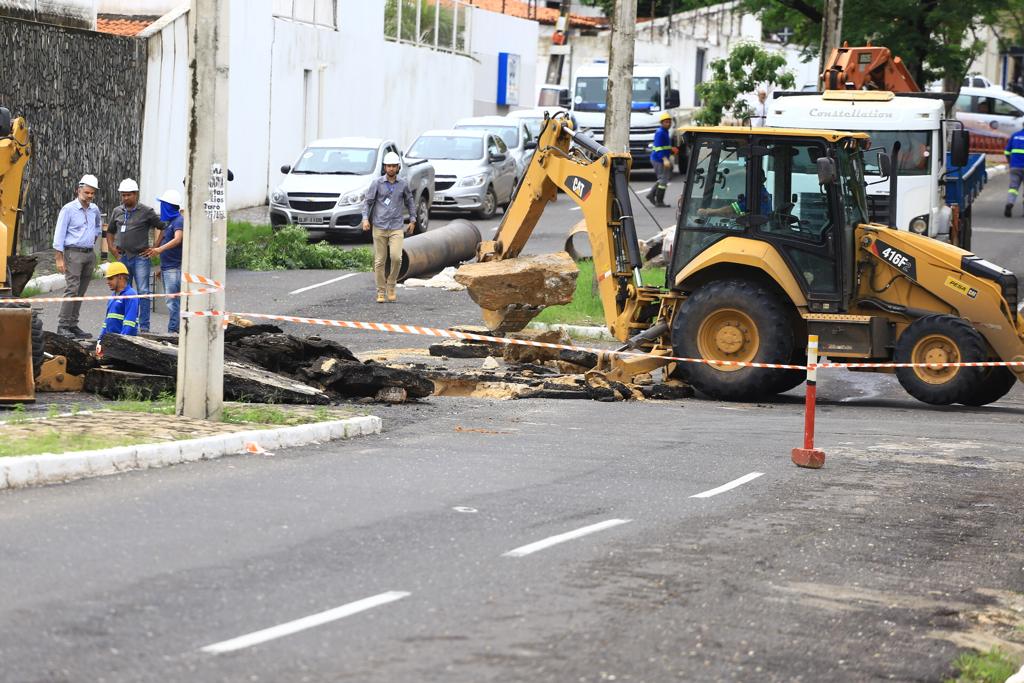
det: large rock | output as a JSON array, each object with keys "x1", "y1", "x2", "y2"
[
  {"x1": 455, "y1": 252, "x2": 578, "y2": 310},
  {"x1": 502, "y1": 328, "x2": 573, "y2": 365}
]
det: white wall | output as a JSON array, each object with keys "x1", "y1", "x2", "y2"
[
  {"x1": 470, "y1": 8, "x2": 538, "y2": 115},
  {"x1": 97, "y1": 0, "x2": 178, "y2": 14}
]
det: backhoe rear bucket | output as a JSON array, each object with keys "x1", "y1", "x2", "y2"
[{"x1": 0, "y1": 307, "x2": 35, "y2": 403}]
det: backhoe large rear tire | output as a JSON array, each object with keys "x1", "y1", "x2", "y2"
[
  {"x1": 958, "y1": 366, "x2": 1018, "y2": 407},
  {"x1": 31, "y1": 308, "x2": 44, "y2": 378},
  {"x1": 894, "y1": 315, "x2": 986, "y2": 405},
  {"x1": 671, "y1": 280, "x2": 799, "y2": 401}
]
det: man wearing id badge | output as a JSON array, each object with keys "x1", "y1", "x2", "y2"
[
  {"x1": 107, "y1": 178, "x2": 163, "y2": 333},
  {"x1": 362, "y1": 152, "x2": 415, "y2": 303}
]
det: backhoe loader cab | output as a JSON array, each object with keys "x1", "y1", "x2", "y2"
[{"x1": 668, "y1": 126, "x2": 1024, "y2": 405}]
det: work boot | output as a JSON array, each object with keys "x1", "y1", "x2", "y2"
[
  {"x1": 653, "y1": 187, "x2": 668, "y2": 207},
  {"x1": 376, "y1": 291, "x2": 385, "y2": 304},
  {"x1": 648, "y1": 185, "x2": 660, "y2": 203},
  {"x1": 1005, "y1": 203, "x2": 1013, "y2": 218},
  {"x1": 59, "y1": 326, "x2": 92, "y2": 340},
  {"x1": 387, "y1": 288, "x2": 397, "y2": 303}
]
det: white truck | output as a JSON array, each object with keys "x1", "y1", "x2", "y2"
[
  {"x1": 569, "y1": 61, "x2": 682, "y2": 166},
  {"x1": 767, "y1": 90, "x2": 985, "y2": 248}
]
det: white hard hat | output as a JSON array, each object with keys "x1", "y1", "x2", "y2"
[
  {"x1": 382, "y1": 151, "x2": 401, "y2": 165},
  {"x1": 158, "y1": 189, "x2": 182, "y2": 206},
  {"x1": 78, "y1": 174, "x2": 99, "y2": 189},
  {"x1": 117, "y1": 178, "x2": 140, "y2": 193}
]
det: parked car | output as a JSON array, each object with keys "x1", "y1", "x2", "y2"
[
  {"x1": 954, "y1": 87, "x2": 1024, "y2": 140},
  {"x1": 270, "y1": 137, "x2": 434, "y2": 240},
  {"x1": 406, "y1": 129, "x2": 517, "y2": 220},
  {"x1": 506, "y1": 106, "x2": 578, "y2": 140},
  {"x1": 453, "y1": 116, "x2": 536, "y2": 181}
]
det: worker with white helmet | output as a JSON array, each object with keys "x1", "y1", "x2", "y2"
[
  {"x1": 361, "y1": 151, "x2": 416, "y2": 303},
  {"x1": 142, "y1": 189, "x2": 185, "y2": 334},
  {"x1": 106, "y1": 178, "x2": 163, "y2": 333},
  {"x1": 52, "y1": 174, "x2": 103, "y2": 339}
]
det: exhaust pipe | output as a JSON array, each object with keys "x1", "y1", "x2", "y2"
[{"x1": 397, "y1": 219, "x2": 482, "y2": 282}]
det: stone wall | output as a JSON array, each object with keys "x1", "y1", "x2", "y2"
[{"x1": 0, "y1": 16, "x2": 146, "y2": 253}]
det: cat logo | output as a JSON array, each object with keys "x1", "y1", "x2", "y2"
[
  {"x1": 944, "y1": 276, "x2": 978, "y2": 299},
  {"x1": 565, "y1": 175, "x2": 592, "y2": 201}
]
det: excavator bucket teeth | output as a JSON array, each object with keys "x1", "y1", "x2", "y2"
[{"x1": 0, "y1": 307, "x2": 35, "y2": 403}]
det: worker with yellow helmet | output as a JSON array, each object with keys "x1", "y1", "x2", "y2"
[
  {"x1": 648, "y1": 111, "x2": 674, "y2": 207},
  {"x1": 96, "y1": 261, "x2": 140, "y2": 354}
]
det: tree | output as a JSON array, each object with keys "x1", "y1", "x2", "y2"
[
  {"x1": 694, "y1": 43, "x2": 795, "y2": 125},
  {"x1": 743, "y1": 0, "x2": 1003, "y2": 88}
]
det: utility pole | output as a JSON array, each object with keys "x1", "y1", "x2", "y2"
[
  {"x1": 177, "y1": 0, "x2": 229, "y2": 420},
  {"x1": 605, "y1": 0, "x2": 637, "y2": 154},
  {"x1": 817, "y1": 0, "x2": 844, "y2": 87}
]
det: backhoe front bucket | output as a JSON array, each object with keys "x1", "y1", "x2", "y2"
[{"x1": 0, "y1": 307, "x2": 35, "y2": 403}]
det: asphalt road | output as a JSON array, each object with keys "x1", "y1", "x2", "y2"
[{"x1": 8, "y1": 170, "x2": 1024, "y2": 682}]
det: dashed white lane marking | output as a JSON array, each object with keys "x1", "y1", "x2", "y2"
[
  {"x1": 200, "y1": 591, "x2": 410, "y2": 654},
  {"x1": 502, "y1": 518, "x2": 632, "y2": 558},
  {"x1": 972, "y1": 227, "x2": 1024, "y2": 235},
  {"x1": 289, "y1": 272, "x2": 358, "y2": 295},
  {"x1": 690, "y1": 472, "x2": 765, "y2": 499}
]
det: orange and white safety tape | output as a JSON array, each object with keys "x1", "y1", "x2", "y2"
[{"x1": 0, "y1": 272, "x2": 223, "y2": 305}]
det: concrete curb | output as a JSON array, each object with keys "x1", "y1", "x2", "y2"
[
  {"x1": 25, "y1": 262, "x2": 111, "y2": 295},
  {"x1": 0, "y1": 414, "x2": 381, "y2": 491},
  {"x1": 527, "y1": 321, "x2": 615, "y2": 342}
]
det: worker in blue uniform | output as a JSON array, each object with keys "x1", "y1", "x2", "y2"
[
  {"x1": 648, "y1": 111, "x2": 674, "y2": 207},
  {"x1": 96, "y1": 261, "x2": 140, "y2": 355},
  {"x1": 1003, "y1": 127, "x2": 1024, "y2": 217}
]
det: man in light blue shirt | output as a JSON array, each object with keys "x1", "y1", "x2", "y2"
[{"x1": 52, "y1": 174, "x2": 102, "y2": 339}]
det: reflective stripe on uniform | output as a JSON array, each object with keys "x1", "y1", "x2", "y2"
[
  {"x1": 107, "y1": 313, "x2": 125, "y2": 320},
  {"x1": 652, "y1": 145, "x2": 672, "y2": 151},
  {"x1": 731, "y1": 201, "x2": 742, "y2": 215},
  {"x1": 122, "y1": 320, "x2": 137, "y2": 328}
]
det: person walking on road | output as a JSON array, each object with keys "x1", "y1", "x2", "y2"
[
  {"x1": 1004, "y1": 126, "x2": 1024, "y2": 217},
  {"x1": 143, "y1": 189, "x2": 185, "y2": 334},
  {"x1": 95, "y1": 261, "x2": 139, "y2": 357},
  {"x1": 361, "y1": 152, "x2": 415, "y2": 303},
  {"x1": 52, "y1": 174, "x2": 103, "y2": 339},
  {"x1": 648, "y1": 112, "x2": 674, "y2": 207},
  {"x1": 107, "y1": 178, "x2": 163, "y2": 332}
]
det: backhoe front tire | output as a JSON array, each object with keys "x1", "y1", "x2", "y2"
[
  {"x1": 894, "y1": 315, "x2": 986, "y2": 405},
  {"x1": 958, "y1": 366, "x2": 1018, "y2": 407},
  {"x1": 671, "y1": 280, "x2": 799, "y2": 401}
]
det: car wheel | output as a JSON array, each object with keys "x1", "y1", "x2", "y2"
[
  {"x1": 414, "y1": 193, "x2": 430, "y2": 234},
  {"x1": 475, "y1": 186, "x2": 498, "y2": 220}
]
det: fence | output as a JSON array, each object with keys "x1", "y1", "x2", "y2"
[
  {"x1": 0, "y1": 16, "x2": 147, "y2": 254},
  {"x1": 384, "y1": 0, "x2": 471, "y2": 55}
]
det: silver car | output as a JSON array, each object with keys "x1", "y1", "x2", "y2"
[
  {"x1": 406, "y1": 129, "x2": 517, "y2": 220},
  {"x1": 453, "y1": 116, "x2": 536, "y2": 181}
]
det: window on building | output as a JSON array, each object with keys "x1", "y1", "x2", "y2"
[
  {"x1": 273, "y1": 0, "x2": 337, "y2": 29},
  {"x1": 384, "y1": 0, "x2": 471, "y2": 55},
  {"x1": 694, "y1": 48, "x2": 706, "y2": 107}
]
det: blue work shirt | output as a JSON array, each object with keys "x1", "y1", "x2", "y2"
[
  {"x1": 734, "y1": 186, "x2": 773, "y2": 214},
  {"x1": 158, "y1": 215, "x2": 185, "y2": 270},
  {"x1": 99, "y1": 285, "x2": 140, "y2": 340},
  {"x1": 362, "y1": 175, "x2": 414, "y2": 230},
  {"x1": 52, "y1": 198, "x2": 102, "y2": 251},
  {"x1": 650, "y1": 126, "x2": 673, "y2": 164},
  {"x1": 1005, "y1": 130, "x2": 1024, "y2": 169}
]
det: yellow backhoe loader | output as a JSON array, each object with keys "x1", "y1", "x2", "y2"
[
  {"x1": 0, "y1": 107, "x2": 40, "y2": 403},
  {"x1": 458, "y1": 115, "x2": 1024, "y2": 406}
]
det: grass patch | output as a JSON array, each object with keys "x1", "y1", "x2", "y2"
[
  {"x1": 533, "y1": 260, "x2": 667, "y2": 326},
  {"x1": 220, "y1": 404, "x2": 335, "y2": 426},
  {"x1": 0, "y1": 430, "x2": 148, "y2": 457},
  {"x1": 945, "y1": 648, "x2": 1020, "y2": 683},
  {"x1": 227, "y1": 223, "x2": 373, "y2": 271}
]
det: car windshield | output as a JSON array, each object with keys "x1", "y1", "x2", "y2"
[
  {"x1": 517, "y1": 117, "x2": 544, "y2": 139},
  {"x1": 407, "y1": 135, "x2": 483, "y2": 161},
  {"x1": 291, "y1": 146, "x2": 376, "y2": 174},
  {"x1": 574, "y1": 76, "x2": 662, "y2": 111},
  {"x1": 862, "y1": 131, "x2": 932, "y2": 176},
  {"x1": 456, "y1": 124, "x2": 519, "y2": 148}
]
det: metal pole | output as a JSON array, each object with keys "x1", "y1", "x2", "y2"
[
  {"x1": 817, "y1": 0, "x2": 843, "y2": 88},
  {"x1": 605, "y1": 0, "x2": 637, "y2": 154},
  {"x1": 177, "y1": 0, "x2": 228, "y2": 420}
]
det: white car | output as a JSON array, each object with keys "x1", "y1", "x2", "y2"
[
  {"x1": 954, "y1": 86, "x2": 1024, "y2": 140},
  {"x1": 506, "y1": 106, "x2": 578, "y2": 141},
  {"x1": 454, "y1": 116, "x2": 536, "y2": 182}
]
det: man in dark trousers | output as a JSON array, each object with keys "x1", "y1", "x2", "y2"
[
  {"x1": 107, "y1": 178, "x2": 163, "y2": 333},
  {"x1": 648, "y1": 112, "x2": 674, "y2": 207}
]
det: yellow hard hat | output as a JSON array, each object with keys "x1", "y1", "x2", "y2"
[
  {"x1": 659, "y1": 112, "x2": 672, "y2": 122},
  {"x1": 106, "y1": 262, "x2": 129, "y2": 278}
]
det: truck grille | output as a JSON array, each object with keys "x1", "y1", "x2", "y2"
[
  {"x1": 866, "y1": 194, "x2": 891, "y2": 225},
  {"x1": 288, "y1": 192, "x2": 338, "y2": 212}
]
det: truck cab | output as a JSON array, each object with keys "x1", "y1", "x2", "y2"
[{"x1": 570, "y1": 61, "x2": 682, "y2": 165}]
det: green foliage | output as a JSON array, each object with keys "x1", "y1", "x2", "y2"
[
  {"x1": 7, "y1": 403, "x2": 28, "y2": 425},
  {"x1": 384, "y1": 0, "x2": 468, "y2": 52},
  {"x1": 226, "y1": 225, "x2": 373, "y2": 272},
  {"x1": 19, "y1": 286, "x2": 42, "y2": 298},
  {"x1": 227, "y1": 220, "x2": 272, "y2": 244},
  {"x1": 694, "y1": 42, "x2": 794, "y2": 126},
  {"x1": 944, "y1": 648, "x2": 1020, "y2": 683},
  {"x1": 534, "y1": 260, "x2": 666, "y2": 326},
  {"x1": 0, "y1": 430, "x2": 147, "y2": 457},
  {"x1": 46, "y1": 404, "x2": 59, "y2": 419}
]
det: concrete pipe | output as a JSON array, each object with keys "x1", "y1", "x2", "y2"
[{"x1": 398, "y1": 219, "x2": 482, "y2": 282}]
